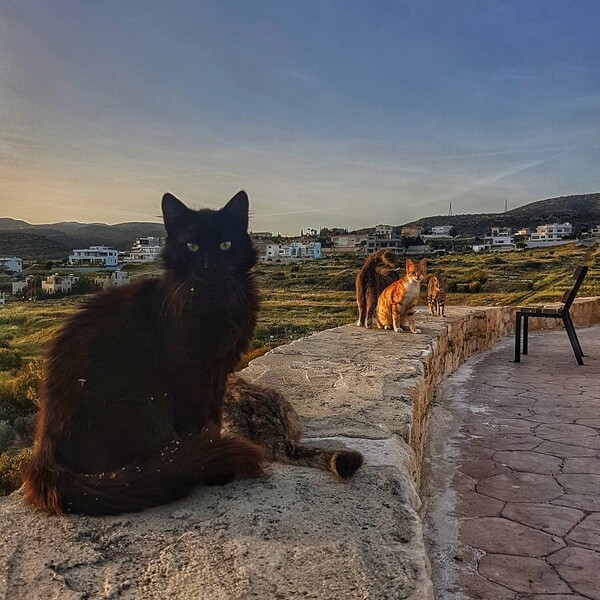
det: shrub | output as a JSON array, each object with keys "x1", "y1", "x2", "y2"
[
  {"x1": 330, "y1": 273, "x2": 356, "y2": 291},
  {"x1": 0, "y1": 334, "x2": 14, "y2": 349},
  {"x1": 0, "y1": 421, "x2": 16, "y2": 453},
  {"x1": 13, "y1": 414, "x2": 37, "y2": 444},
  {"x1": 486, "y1": 255, "x2": 505, "y2": 265},
  {"x1": 0, "y1": 357, "x2": 43, "y2": 423},
  {"x1": 0, "y1": 447, "x2": 33, "y2": 496},
  {"x1": 0, "y1": 348, "x2": 23, "y2": 372}
]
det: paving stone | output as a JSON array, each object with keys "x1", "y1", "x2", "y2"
[
  {"x1": 477, "y1": 472, "x2": 563, "y2": 503},
  {"x1": 462, "y1": 421, "x2": 532, "y2": 436},
  {"x1": 456, "y1": 491, "x2": 505, "y2": 518},
  {"x1": 552, "y1": 493, "x2": 600, "y2": 512},
  {"x1": 535, "y1": 423, "x2": 599, "y2": 441},
  {"x1": 556, "y1": 474, "x2": 600, "y2": 496},
  {"x1": 489, "y1": 418, "x2": 536, "y2": 434},
  {"x1": 459, "y1": 459, "x2": 510, "y2": 480},
  {"x1": 452, "y1": 470, "x2": 476, "y2": 493},
  {"x1": 460, "y1": 517, "x2": 564, "y2": 556},
  {"x1": 575, "y1": 418, "x2": 600, "y2": 429},
  {"x1": 424, "y1": 325, "x2": 600, "y2": 600},
  {"x1": 534, "y1": 440, "x2": 598, "y2": 458},
  {"x1": 455, "y1": 572, "x2": 517, "y2": 599},
  {"x1": 501, "y1": 503, "x2": 584, "y2": 537},
  {"x1": 490, "y1": 407, "x2": 534, "y2": 419},
  {"x1": 459, "y1": 444, "x2": 496, "y2": 460},
  {"x1": 521, "y1": 594, "x2": 586, "y2": 600},
  {"x1": 544, "y1": 435, "x2": 600, "y2": 450},
  {"x1": 565, "y1": 513, "x2": 600, "y2": 551},
  {"x1": 547, "y1": 546, "x2": 600, "y2": 600},
  {"x1": 525, "y1": 413, "x2": 576, "y2": 424},
  {"x1": 562, "y1": 457, "x2": 600, "y2": 474},
  {"x1": 494, "y1": 450, "x2": 562, "y2": 475},
  {"x1": 478, "y1": 554, "x2": 571, "y2": 594},
  {"x1": 476, "y1": 435, "x2": 542, "y2": 452}
]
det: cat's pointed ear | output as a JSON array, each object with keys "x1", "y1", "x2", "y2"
[
  {"x1": 419, "y1": 258, "x2": 428, "y2": 273},
  {"x1": 222, "y1": 191, "x2": 249, "y2": 230},
  {"x1": 162, "y1": 193, "x2": 189, "y2": 234},
  {"x1": 405, "y1": 258, "x2": 415, "y2": 270}
]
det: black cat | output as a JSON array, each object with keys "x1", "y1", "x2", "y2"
[{"x1": 24, "y1": 191, "x2": 266, "y2": 515}]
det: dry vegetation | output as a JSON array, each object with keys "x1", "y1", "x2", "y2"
[{"x1": 0, "y1": 242, "x2": 598, "y2": 494}]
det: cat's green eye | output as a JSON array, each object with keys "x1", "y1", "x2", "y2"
[
  {"x1": 219, "y1": 241, "x2": 232, "y2": 251},
  {"x1": 186, "y1": 243, "x2": 200, "y2": 252}
]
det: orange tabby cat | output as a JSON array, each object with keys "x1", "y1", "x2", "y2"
[{"x1": 376, "y1": 258, "x2": 427, "y2": 333}]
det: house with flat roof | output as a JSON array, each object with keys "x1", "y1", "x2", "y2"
[
  {"x1": 69, "y1": 246, "x2": 118, "y2": 267},
  {"x1": 42, "y1": 274, "x2": 80, "y2": 294},
  {"x1": 0, "y1": 257, "x2": 23, "y2": 273}
]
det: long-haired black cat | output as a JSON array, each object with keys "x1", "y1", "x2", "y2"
[{"x1": 23, "y1": 191, "x2": 266, "y2": 515}]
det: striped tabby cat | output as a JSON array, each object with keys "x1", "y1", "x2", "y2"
[{"x1": 427, "y1": 274, "x2": 447, "y2": 317}]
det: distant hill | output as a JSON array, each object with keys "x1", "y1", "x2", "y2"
[
  {"x1": 0, "y1": 218, "x2": 166, "y2": 256},
  {"x1": 0, "y1": 232, "x2": 71, "y2": 260},
  {"x1": 402, "y1": 193, "x2": 600, "y2": 237},
  {"x1": 2, "y1": 192, "x2": 599, "y2": 258}
]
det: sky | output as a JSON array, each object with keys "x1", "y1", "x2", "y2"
[{"x1": 1, "y1": 1, "x2": 599, "y2": 235}]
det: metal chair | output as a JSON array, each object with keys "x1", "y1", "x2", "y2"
[{"x1": 514, "y1": 266, "x2": 589, "y2": 365}]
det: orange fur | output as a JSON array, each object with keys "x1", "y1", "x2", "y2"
[{"x1": 376, "y1": 258, "x2": 427, "y2": 333}]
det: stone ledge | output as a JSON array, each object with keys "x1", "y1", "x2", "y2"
[{"x1": 1, "y1": 297, "x2": 598, "y2": 599}]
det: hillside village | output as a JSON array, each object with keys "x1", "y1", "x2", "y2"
[{"x1": 1, "y1": 193, "x2": 600, "y2": 304}]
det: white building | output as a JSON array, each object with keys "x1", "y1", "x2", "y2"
[
  {"x1": 527, "y1": 222, "x2": 573, "y2": 248},
  {"x1": 530, "y1": 222, "x2": 573, "y2": 242},
  {"x1": 374, "y1": 224, "x2": 394, "y2": 238},
  {"x1": 0, "y1": 257, "x2": 23, "y2": 273},
  {"x1": 12, "y1": 281, "x2": 28, "y2": 295},
  {"x1": 42, "y1": 274, "x2": 80, "y2": 294},
  {"x1": 0, "y1": 292, "x2": 6, "y2": 306},
  {"x1": 483, "y1": 227, "x2": 515, "y2": 251},
  {"x1": 331, "y1": 234, "x2": 368, "y2": 248},
  {"x1": 590, "y1": 225, "x2": 600, "y2": 237},
  {"x1": 265, "y1": 242, "x2": 322, "y2": 260},
  {"x1": 69, "y1": 246, "x2": 119, "y2": 267},
  {"x1": 432, "y1": 225, "x2": 453, "y2": 236},
  {"x1": 94, "y1": 270, "x2": 130, "y2": 289},
  {"x1": 125, "y1": 237, "x2": 164, "y2": 262},
  {"x1": 422, "y1": 225, "x2": 453, "y2": 240}
]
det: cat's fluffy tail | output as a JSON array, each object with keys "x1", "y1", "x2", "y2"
[
  {"x1": 23, "y1": 427, "x2": 266, "y2": 516},
  {"x1": 277, "y1": 444, "x2": 364, "y2": 480}
]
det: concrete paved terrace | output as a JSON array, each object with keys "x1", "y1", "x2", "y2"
[
  {"x1": 425, "y1": 326, "x2": 600, "y2": 600},
  {"x1": 1, "y1": 299, "x2": 598, "y2": 599}
]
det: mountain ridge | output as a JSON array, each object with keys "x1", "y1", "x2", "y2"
[{"x1": 1, "y1": 192, "x2": 599, "y2": 258}]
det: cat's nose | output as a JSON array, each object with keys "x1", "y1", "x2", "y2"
[{"x1": 202, "y1": 253, "x2": 217, "y2": 269}]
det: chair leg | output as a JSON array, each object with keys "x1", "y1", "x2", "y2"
[
  {"x1": 523, "y1": 315, "x2": 529, "y2": 355},
  {"x1": 514, "y1": 313, "x2": 521, "y2": 363},
  {"x1": 564, "y1": 314, "x2": 585, "y2": 357},
  {"x1": 563, "y1": 315, "x2": 584, "y2": 365}
]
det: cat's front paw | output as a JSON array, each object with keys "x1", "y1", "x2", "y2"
[
  {"x1": 393, "y1": 327, "x2": 401, "y2": 333},
  {"x1": 384, "y1": 325, "x2": 393, "y2": 331},
  {"x1": 411, "y1": 328, "x2": 422, "y2": 334},
  {"x1": 356, "y1": 320, "x2": 363, "y2": 327}
]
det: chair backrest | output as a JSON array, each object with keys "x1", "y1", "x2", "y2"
[{"x1": 561, "y1": 265, "x2": 589, "y2": 311}]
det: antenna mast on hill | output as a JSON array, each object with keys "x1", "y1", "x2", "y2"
[
  {"x1": 448, "y1": 200, "x2": 453, "y2": 217},
  {"x1": 504, "y1": 198, "x2": 508, "y2": 212}
]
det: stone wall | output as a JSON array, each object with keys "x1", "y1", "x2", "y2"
[{"x1": 1, "y1": 298, "x2": 598, "y2": 600}]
